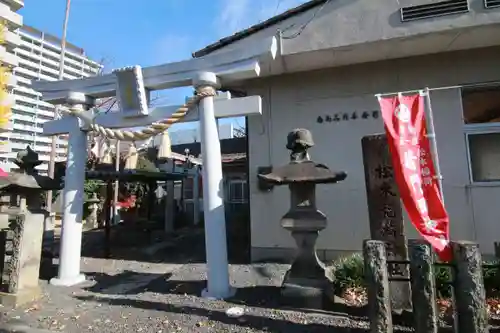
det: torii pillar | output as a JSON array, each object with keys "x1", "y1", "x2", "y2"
[
  {"x1": 195, "y1": 72, "x2": 232, "y2": 298},
  {"x1": 50, "y1": 93, "x2": 95, "y2": 287}
]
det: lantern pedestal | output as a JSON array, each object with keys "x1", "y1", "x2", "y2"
[{"x1": 280, "y1": 183, "x2": 330, "y2": 309}]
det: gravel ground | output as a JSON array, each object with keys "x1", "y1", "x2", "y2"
[
  {"x1": 0, "y1": 227, "x2": 414, "y2": 333},
  {"x1": 0, "y1": 260, "x2": 384, "y2": 333}
]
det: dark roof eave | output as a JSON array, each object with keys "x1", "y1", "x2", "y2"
[{"x1": 192, "y1": 0, "x2": 327, "y2": 58}]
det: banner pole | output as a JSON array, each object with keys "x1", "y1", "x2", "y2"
[{"x1": 420, "y1": 88, "x2": 444, "y2": 201}]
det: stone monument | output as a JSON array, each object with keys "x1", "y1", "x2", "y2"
[
  {"x1": 361, "y1": 134, "x2": 411, "y2": 310},
  {"x1": 0, "y1": 146, "x2": 63, "y2": 307},
  {"x1": 258, "y1": 129, "x2": 347, "y2": 309}
]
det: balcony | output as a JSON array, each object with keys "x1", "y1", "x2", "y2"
[
  {"x1": 14, "y1": 66, "x2": 37, "y2": 80},
  {"x1": 0, "y1": 2, "x2": 22, "y2": 29},
  {"x1": 25, "y1": 42, "x2": 101, "y2": 75},
  {"x1": 12, "y1": 123, "x2": 42, "y2": 134},
  {"x1": 9, "y1": 141, "x2": 65, "y2": 154},
  {"x1": 13, "y1": 74, "x2": 29, "y2": 86},
  {"x1": 13, "y1": 86, "x2": 42, "y2": 98},
  {"x1": 2, "y1": 29, "x2": 21, "y2": 50},
  {"x1": 1, "y1": 0, "x2": 24, "y2": 12},
  {"x1": 11, "y1": 104, "x2": 54, "y2": 118},
  {"x1": 0, "y1": 46, "x2": 18, "y2": 67},
  {"x1": 12, "y1": 113, "x2": 36, "y2": 123}
]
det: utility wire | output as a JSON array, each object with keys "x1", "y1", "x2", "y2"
[
  {"x1": 273, "y1": 0, "x2": 283, "y2": 16},
  {"x1": 282, "y1": 0, "x2": 331, "y2": 39}
]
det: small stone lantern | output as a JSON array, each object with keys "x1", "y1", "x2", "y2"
[
  {"x1": 85, "y1": 193, "x2": 100, "y2": 229},
  {"x1": 1, "y1": 146, "x2": 63, "y2": 210},
  {"x1": 258, "y1": 129, "x2": 347, "y2": 309}
]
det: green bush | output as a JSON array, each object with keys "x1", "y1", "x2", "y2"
[
  {"x1": 84, "y1": 179, "x2": 101, "y2": 201},
  {"x1": 434, "y1": 259, "x2": 500, "y2": 298},
  {"x1": 483, "y1": 259, "x2": 500, "y2": 296},
  {"x1": 329, "y1": 252, "x2": 500, "y2": 298},
  {"x1": 330, "y1": 253, "x2": 366, "y2": 293},
  {"x1": 434, "y1": 264, "x2": 453, "y2": 298}
]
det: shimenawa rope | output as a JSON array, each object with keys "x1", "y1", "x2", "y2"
[{"x1": 65, "y1": 86, "x2": 216, "y2": 141}]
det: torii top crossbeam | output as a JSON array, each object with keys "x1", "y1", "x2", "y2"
[{"x1": 32, "y1": 37, "x2": 277, "y2": 104}]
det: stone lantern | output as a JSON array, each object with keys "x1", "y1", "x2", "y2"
[
  {"x1": 85, "y1": 193, "x2": 100, "y2": 230},
  {"x1": 0, "y1": 146, "x2": 63, "y2": 307},
  {"x1": 258, "y1": 129, "x2": 347, "y2": 309},
  {"x1": 2, "y1": 146, "x2": 63, "y2": 210}
]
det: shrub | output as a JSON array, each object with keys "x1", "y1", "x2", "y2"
[
  {"x1": 328, "y1": 251, "x2": 500, "y2": 298},
  {"x1": 483, "y1": 259, "x2": 500, "y2": 296},
  {"x1": 330, "y1": 253, "x2": 366, "y2": 294},
  {"x1": 434, "y1": 259, "x2": 500, "y2": 298},
  {"x1": 434, "y1": 264, "x2": 453, "y2": 298}
]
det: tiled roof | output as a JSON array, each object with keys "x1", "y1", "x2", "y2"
[
  {"x1": 221, "y1": 153, "x2": 247, "y2": 163},
  {"x1": 192, "y1": 0, "x2": 327, "y2": 58}
]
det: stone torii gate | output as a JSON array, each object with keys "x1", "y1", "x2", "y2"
[{"x1": 33, "y1": 37, "x2": 277, "y2": 299}]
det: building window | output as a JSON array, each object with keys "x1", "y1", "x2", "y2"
[
  {"x1": 227, "y1": 179, "x2": 248, "y2": 203},
  {"x1": 462, "y1": 85, "x2": 500, "y2": 183}
]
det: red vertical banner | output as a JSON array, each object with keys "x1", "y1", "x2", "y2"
[{"x1": 377, "y1": 93, "x2": 452, "y2": 261}]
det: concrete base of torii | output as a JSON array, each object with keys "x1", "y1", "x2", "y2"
[{"x1": 50, "y1": 274, "x2": 86, "y2": 287}]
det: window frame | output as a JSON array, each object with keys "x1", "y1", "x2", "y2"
[
  {"x1": 462, "y1": 85, "x2": 500, "y2": 185},
  {"x1": 227, "y1": 178, "x2": 248, "y2": 203}
]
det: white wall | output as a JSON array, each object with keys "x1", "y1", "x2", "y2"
[{"x1": 245, "y1": 46, "x2": 500, "y2": 259}]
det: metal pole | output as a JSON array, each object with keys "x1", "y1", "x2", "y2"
[
  {"x1": 421, "y1": 88, "x2": 444, "y2": 201},
  {"x1": 113, "y1": 140, "x2": 120, "y2": 224},
  {"x1": 47, "y1": 0, "x2": 71, "y2": 212}
]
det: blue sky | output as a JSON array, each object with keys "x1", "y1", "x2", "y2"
[{"x1": 20, "y1": 0, "x2": 308, "y2": 131}]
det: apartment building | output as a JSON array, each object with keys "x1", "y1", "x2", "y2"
[
  {"x1": 0, "y1": 0, "x2": 23, "y2": 159},
  {"x1": 1, "y1": 23, "x2": 101, "y2": 173}
]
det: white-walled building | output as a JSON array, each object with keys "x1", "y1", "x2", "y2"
[
  {"x1": 193, "y1": 0, "x2": 500, "y2": 260},
  {"x1": 1, "y1": 24, "x2": 101, "y2": 172}
]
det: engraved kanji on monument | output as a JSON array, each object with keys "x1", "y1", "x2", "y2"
[{"x1": 361, "y1": 133, "x2": 411, "y2": 309}]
